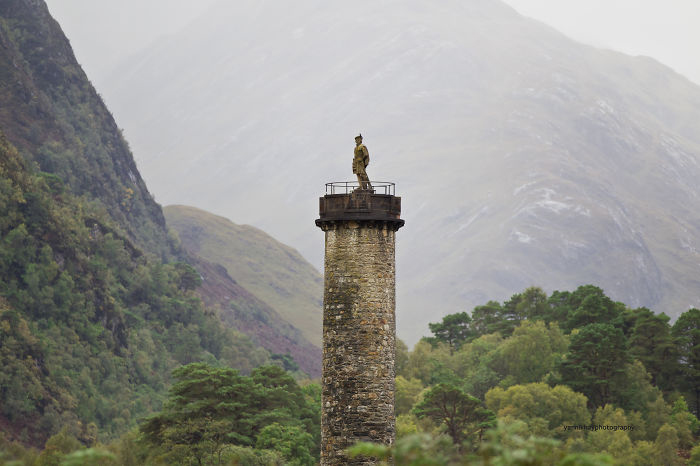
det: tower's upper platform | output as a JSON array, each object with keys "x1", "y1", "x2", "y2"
[{"x1": 315, "y1": 181, "x2": 404, "y2": 230}]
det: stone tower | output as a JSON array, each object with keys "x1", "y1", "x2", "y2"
[{"x1": 315, "y1": 183, "x2": 404, "y2": 465}]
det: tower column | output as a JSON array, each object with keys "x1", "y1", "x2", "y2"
[{"x1": 316, "y1": 186, "x2": 404, "y2": 465}]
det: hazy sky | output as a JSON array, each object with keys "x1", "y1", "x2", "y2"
[
  {"x1": 46, "y1": 0, "x2": 700, "y2": 86},
  {"x1": 502, "y1": 0, "x2": 700, "y2": 84},
  {"x1": 45, "y1": 0, "x2": 220, "y2": 83}
]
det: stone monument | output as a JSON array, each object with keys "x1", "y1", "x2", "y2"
[{"x1": 315, "y1": 169, "x2": 404, "y2": 464}]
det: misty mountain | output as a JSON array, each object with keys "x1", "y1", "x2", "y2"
[{"x1": 100, "y1": 0, "x2": 700, "y2": 343}]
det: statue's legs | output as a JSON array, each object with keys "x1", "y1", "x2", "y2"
[{"x1": 356, "y1": 171, "x2": 372, "y2": 191}]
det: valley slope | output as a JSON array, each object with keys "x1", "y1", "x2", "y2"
[{"x1": 165, "y1": 205, "x2": 322, "y2": 345}]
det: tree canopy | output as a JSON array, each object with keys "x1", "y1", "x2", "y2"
[{"x1": 140, "y1": 363, "x2": 319, "y2": 465}]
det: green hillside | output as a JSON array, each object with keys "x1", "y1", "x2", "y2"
[
  {"x1": 0, "y1": 132, "x2": 270, "y2": 445},
  {"x1": 0, "y1": 0, "x2": 280, "y2": 447},
  {"x1": 164, "y1": 205, "x2": 323, "y2": 346},
  {"x1": 0, "y1": 0, "x2": 172, "y2": 259},
  {"x1": 184, "y1": 252, "x2": 321, "y2": 377}
]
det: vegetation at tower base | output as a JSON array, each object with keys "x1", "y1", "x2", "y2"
[
  {"x1": 1, "y1": 282, "x2": 699, "y2": 463},
  {"x1": 412, "y1": 383, "x2": 495, "y2": 448},
  {"x1": 373, "y1": 285, "x2": 699, "y2": 464},
  {"x1": 139, "y1": 363, "x2": 319, "y2": 465},
  {"x1": 0, "y1": 363, "x2": 322, "y2": 465}
]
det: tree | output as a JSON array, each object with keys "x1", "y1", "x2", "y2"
[
  {"x1": 396, "y1": 338, "x2": 409, "y2": 377},
  {"x1": 60, "y1": 448, "x2": 117, "y2": 466},
  {"x1": 172, "y1": 262, "x2": 202, "y2": 291},
  {"x1": 500, "y1": 287, "x2": 550, "y2": 326},
  {"x1": 478, "y1": 420, "x2": 614, "y2": 466},
  {"x1": 452, "y1": 333, "x2": 504, "y2": 399},
  {"x1": 652, "y1": 424, "x2": 680, "y2": 466},
  {"x1": 470, "y1": 301, "x2": 503, "y2": 337},
  {"x1": 558, "y1": 323, "x2": 629, "y2": 407},
  {"x1": 270, "y1": 353, "x2": 300, "y2": 373},
  {"x1": 516, "y1": 286, "x2": 551, "y2": 321},
  {"x1": 428, "y1": 312, "x2": 475, "y2": 352},
  {"x1": 585, "y1": 405, "x2": 635, "y2": 460},
  {"x1": 627, "y1": 309, "x2": 680, "y2": 391},
  {"x1": 485, "y1": 383, "x2": 590, "y2": 437},
  {"x1": 140, "y1": 363, "x2": 256, "y2": 464},
  {"x1": 562, "y1": 285, "x2": 624, "y2": 331},
  {"x1": 33, "y1": 428, "x2": 83, "y2": 466},
  {"x1": 611, "y1": 360, "x2": 659, "y2": 415},
  {"x1": 347, "y1": 433, "x2": 456, "y2": 465},
  {"x1": 547, "y1": 285, "x2": 624, "y2": 331},
  {"x1": 405, "y1": 340, "x2": 453, "y2": 385},
  {"x1": 139, "y1": 363, "x2": 319, "y2": 465},
  {"x1": 494, "y1": 320, "x2": 568, "y2": 386},
  {"x1": 548, "y1": 290, "x2": 575, "y2": 327},
  {"x1": 672, "y1": 308, "x2": 700, "y2": 416},
  {"x1": 670, "y1": 397, "x2": 699, "y2": 449},
  {"x1": 250, "y1": 365, "x2": 318, "y2": 438},
  {"x1": 395, "y1": 376, "x2": 425, "y2": 415},
  {"x1": 255, "y1": 423, "x2": 315, "y2": 466},
  {"x1": 413, "y1": 383, "x2": 495, "y2": 448},
  {"x1": 689, "y1": 444, "x2": 700, "y2": 466},
  {"x1": 645, "y1": 394, "x2": 672, "y2": 442}
]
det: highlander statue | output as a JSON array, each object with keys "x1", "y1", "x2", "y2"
[{"x1": 353, "y1": 134, "x2": 372, "y2": 191}]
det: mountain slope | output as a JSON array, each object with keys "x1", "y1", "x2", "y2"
[
  {"x1": 164, "y1": 205, "x2": 322, "y2": 347},
  {"x1": 184, "y1": 252, "x2": 320, "y2": 377},
  {"x1": 0, "y1": 0, "x2": 310, "y2": 446},
  {"x1": 0, "y1": 131, "x2": 271, "y2": 445},
  {"x1": 101, "y1": 0, "x2": 700, "y2": 343},
  {"x1": 0, "y1": 0, "x2": 172, "y2": 259}
]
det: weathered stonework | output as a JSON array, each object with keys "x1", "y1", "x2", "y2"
[{"x1": 316, "y1": 190, "x2": 403, "y2": 465}]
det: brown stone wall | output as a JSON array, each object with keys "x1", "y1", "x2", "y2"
[{"x1": 320, "y1": 221, "x2": 396, "y2": 465}]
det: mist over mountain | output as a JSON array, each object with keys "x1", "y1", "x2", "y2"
[{"x1": 100, "y1": 0, "x2": 700, "y2": 343}]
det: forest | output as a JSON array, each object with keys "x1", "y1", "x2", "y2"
[
  {"x1": 0, "y1": 129, "x2": 699, "y2": 463},
  {"x1": 381, "y1": 285, "x2": 700, "y2": 464},
  {"x1": 0, "y1": 131, "x2": 271, "y2": 453},
  {"x1": 2, "y1": 199, "x2": 699, "y2": 465}
]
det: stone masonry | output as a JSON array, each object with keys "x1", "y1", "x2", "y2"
[{"x1": 316, "y1": 189, "x2": 403, "y2": 465}]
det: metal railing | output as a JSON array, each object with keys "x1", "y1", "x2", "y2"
[{"x1": 325, "y1": 181, "x2": 395, "y2": 195}]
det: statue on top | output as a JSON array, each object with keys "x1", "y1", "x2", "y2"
[{"x1": 353, "y1": 133, "x2": 372, "y2": 191}]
